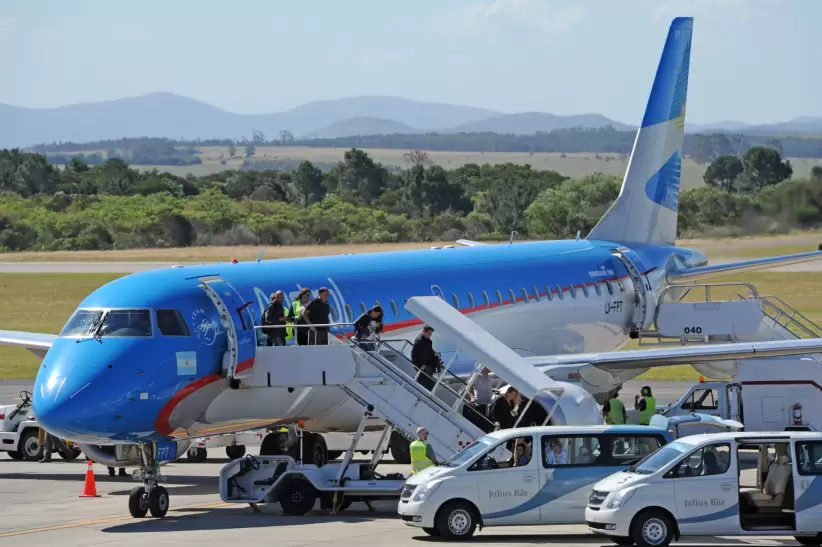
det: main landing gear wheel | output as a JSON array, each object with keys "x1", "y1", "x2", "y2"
[
  {"x1": 129, "y1": 486, "x2": 149, "y2": 518},
  {"x1": 187, "y1": 447, "x2": 207, "y2": 463},
  {"x1": 326, "y1": 450, "x2": 342, "y2": 461},
  {"x1": 148, "y1": 486, "x2": 170, "y2": 518},
  {"x1": 303, "y1": 433, "x2": 328, "y2": 467},
  {"x1": 260, "y1": 431, "x2": 288, "y2": 456}
]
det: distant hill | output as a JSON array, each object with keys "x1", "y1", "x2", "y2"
[
  {"x1": 306, "y1": 116, "x2": 418, "y2": 139},
  {"x1": 447, "y1": 112, "x2": 634, "y2": 134},
  {"x1": 2, "y1": 91, "x2": 821, "y2": 149}
]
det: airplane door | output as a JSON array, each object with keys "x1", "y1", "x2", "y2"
[
  {"x1": 199, "y1": 276, "x2": 258, "y2": 379},
  {"x1": 793, "y1": 439, "x2": 822, "y2": 533}
]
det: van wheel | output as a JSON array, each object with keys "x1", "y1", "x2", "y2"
[
  {"x1": 436, "y1": 501, "x2": 477, "y2": 541},
  {"x1": 632, "y1": 510, "x2": 674, "y2": 547},
  {"x1": 422, "y1": 527, "x2": 441, "y2": 536},
  {"x1": 611, "y1": 537, "x2": 634, "y2": 545},
  {"x1": 7, "y1": 450, "x2": 23, "y2": 460},
  {"x1": 795, "y1": 535, "x2": 822, "y2": 546}
]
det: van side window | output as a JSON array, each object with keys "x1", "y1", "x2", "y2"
[
  {"x1": 668, "y1": 443, "x2": 731, "y2": 478},
  {"x1": 796, "y1": 441, "x2": 822, "y2": 475},
  {"x1": 156, "y1": 309, "x2": 190, "y2": 336},
  {"x1": 542, "y1": 434, "x2": 666, "y2": 467},
  {"x1": 609, "y1": 435, "x2": 666, "y2": 465},
  {"x1": 470, "y1": 436, "x2": 535, "y2": 471},
  {"x1": 681, "y1": 388, "x2": 718, "y2": 411}
]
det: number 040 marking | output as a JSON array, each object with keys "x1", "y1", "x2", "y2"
[{"x1": 684, "y1": 326, "x2": 703, "y2": 335}]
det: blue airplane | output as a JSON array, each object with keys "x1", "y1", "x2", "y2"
[{"x1": 2, "y1": 17, "x2": 822, "y2": 518}]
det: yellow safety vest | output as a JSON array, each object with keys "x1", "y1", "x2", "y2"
[
  {"x1": 639, "y1": 396, "x2": 656, "y2": 425},
  {"x1": 605, "y1": 398, "x2": 625, "y2": 424},
  {"x1": 285, "y1": 301, "x2": 302, "y2": 341},
  {"x1": 410, "y1": 440, "x2": 433, "y2": 473}
]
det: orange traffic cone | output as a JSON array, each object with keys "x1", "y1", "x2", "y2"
[{"x1": 80, "y1": 460, "x2": 100, "y2": 498}]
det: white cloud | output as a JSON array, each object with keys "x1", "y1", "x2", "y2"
[{"x1": 429, "y1": 0, "x2": 584, "y2": 39}]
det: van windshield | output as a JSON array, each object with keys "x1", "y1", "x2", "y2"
[
  {"x1": 628, "y1": 441, "x2": 690, "y2": 475},
  {"x1": 442, "y1": 437, "x2": 494, "y2": 467}
]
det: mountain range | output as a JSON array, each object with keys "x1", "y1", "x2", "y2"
[{"x1": 1, "y1": 92, "x2": 821, "y2": 149}]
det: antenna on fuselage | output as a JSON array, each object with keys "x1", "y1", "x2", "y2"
[
  {"x1": 576, "y1": 230, "x2": 581, "y2": 241},
  {"x1": 257, "y1": 248, "x2": 264, "y2": 262},
  {"x1": 508, "y1": 231, "x2": 517, "y2": 246}
]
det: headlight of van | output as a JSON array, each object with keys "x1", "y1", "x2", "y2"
[
  {"x1": 605, "y1": 487, "x2": 637, "y2": 510},
  {"x1": 413, "y1": 480, "x2": 443, "y2": 502}
]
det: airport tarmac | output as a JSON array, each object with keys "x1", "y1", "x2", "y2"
[{"x1": 2, "y1": 258, "x2": 822, "y2": 274}]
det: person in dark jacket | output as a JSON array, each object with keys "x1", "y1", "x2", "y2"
[
  {"x1": 353, "y1": 305, "x2": 383, "y2": 351},
  {"x1": 490, "y1": 386, "x2": 520, "y2": 430},
  {"x1": 411, "y1": 325, "x2": 441, "y2": 391},
  {"x1": 262, "y1": 291, "x2": 287, "y2": 346},
  {"x1": 301, "y1": 287, "x2": 331, "y2": 345}
]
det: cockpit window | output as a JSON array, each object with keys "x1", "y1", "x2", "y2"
[
  {"x1": 156, "y1": 309, "x2": 191, "y2": 336},
  {"x1": 60, "y1": 309, "x2": 152, "y2": 338}
]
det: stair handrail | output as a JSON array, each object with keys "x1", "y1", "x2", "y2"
[{"x1": 758, "y1": 295, "x2": 822, "y2": 338}]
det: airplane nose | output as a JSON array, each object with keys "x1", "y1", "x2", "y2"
[{"x1": 33, "y1": 339, "x2": 141, "y2": 442}]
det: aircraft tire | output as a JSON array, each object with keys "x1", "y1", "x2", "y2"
[
  {"x1": 225, "y1": 445, "x2": 246, "y2": 460},
  {"x1": 187, "y1": 447, "x2": 207, "y2": 463},
  {"x1": 128, "y1": 486, "x2": 149, "y2": 518},
  {"x1": 326, "y1": 450, "x2": 343, "y2": 461},
  {"x1": 390, "y1": 431, "x2": 410, "y2": 464},
  {"x1": 304, "y1": 433, "x2": 328, "y2": 467},
  {"x1": 148, "y1": 486, "x2": 170, "y2": 518},
  {"x1": 260, "y1": 432, "x2": 287, "y2": 456}
]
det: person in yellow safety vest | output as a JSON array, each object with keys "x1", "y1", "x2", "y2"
[
  {"x1": 602, "y1": 388, "x2": 627, "y2": 424},
  {"x1": 635, "y1": 385, "x2": 657, "y2": 425},
  {"x1": 410, "y1": 427, "x2": 439, "y2": 473},
  {"x1": 285, "y1": 288, "x2": 312, "y2": 345}
]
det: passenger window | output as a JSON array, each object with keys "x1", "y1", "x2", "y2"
[
  {"x1": 360, "y1": 302, "x2": 367, "y2": 314},
  {"x1": 344, "y1": 304, "x2": 353, "y2": 322},
  {"x1": 471, "y1": 436, "x2": 534, "y2": 471},
  {"x1": 594, "y1": 282, "x2": 602, "y2": 296},
  {"x1": 156, "y1": 309, "x2": 190, "y2": 336},
  {"x1": 544, "y1": 285, "x2": 553, "y2": 301},
  {"x1": 452, "y1": 294, "x2": 460, "y2": 308},
  {"x1": 617, "y1": 279, "x2": 626, "y2": 293},
  {"x1": 390, "y1": 300, "x2": 399, "y2": 317},
  {"x1": 582, "y1": 284, "x2": 589, "y2": 298},
  {"x1": 569, "y1": 285, "x2": 576, "y2": 299},
  {"x1": 482, "y1": 291, "x2": 490, "y2": 307},
  {"x1": 556, "y1": 284, "x2": 564, "y2": 300},
  {"x1": 509, "y1": 288, "x2": 517, "y2": 304},
  {"x1": 681, "y1": 388, "x2": 718, "y2": 411},
  {"x1": 467, "y1": 292, "x2": 476, "y2": 308},
  {"x1": 496, "y1": 290, "x2": 504, "y2": 306},
  {"x1": 795, "y1": 441, "x2": 822, "y2": 475},
  {"x1": 668, "y1": 444, "x2": 731, "y2": 478},
  {"x1": 521, "y1": 288, "x2": 529, "y2": 303},
  {"x1": 605, "y1": 280, "x2": 614, "y2": 295},
  {"x1": 609, "y1": 435, "x2": 665, "y2": 465},
  {"x1": 542, "y1": 435, "x2": 600, "y2": 467},
  {"x1": 329, "y1": 306, "x2": 339, "y2": 322}
]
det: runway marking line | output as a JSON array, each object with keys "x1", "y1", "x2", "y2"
[{"x1": 0, "y1": 502, "x2": 232, "y2": 538}]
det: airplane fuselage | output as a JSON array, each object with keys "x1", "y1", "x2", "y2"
[{"x1": 32, "y1": 239, "x2": 706, "y2": 444}]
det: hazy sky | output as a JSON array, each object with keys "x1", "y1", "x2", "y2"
[{"x1": 1, "y1": 0, "x2": 818, "y2": 124}]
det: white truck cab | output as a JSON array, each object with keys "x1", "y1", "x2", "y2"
[
  {"x1": 398, "y1": 425, "x2": 674, "y2": 540},
  {"x1": 585, "y1": 431, "x2": 822, "y2": 547}
]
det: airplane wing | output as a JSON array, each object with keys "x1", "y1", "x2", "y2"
[
  {"x1": 455, "y1": 239, "x2": 486, "y2": 247},
  {"x1": 0, "y1": 330, "x2": 57, "y2": 359},
  {"x1": 667, "y1": 250, "x2": 822, "y2": 283}
]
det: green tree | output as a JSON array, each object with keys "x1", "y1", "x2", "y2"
[
  {"x1": 325, "y1": 148, "x2": 389, "y2": 204},
  {"x1": 739, "y1": 146, "x2": 793, "y2": 193},
  {"x1": 280, "y1": 130, "x2": 294, "y2": 144},
  {"x1": 485, "y1": 176, "x2": 541, "y2": 234},
  {"x1": 228, "y1": 144, "x2": 237, "y2": 157},
  {"x1": 703, "y1": 155, "x2": 743, "y2": 192},
  {"x1": 292, "y1": 161, "x2": 326, "y2": 207}
]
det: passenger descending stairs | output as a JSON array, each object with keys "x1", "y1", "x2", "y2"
[{"x1": 339, "y1": 343, "x2": 486, "y2": 460}]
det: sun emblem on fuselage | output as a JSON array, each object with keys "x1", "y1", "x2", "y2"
[{"x1": 191, "y1": 308, "x2": 218, "y2": 346}]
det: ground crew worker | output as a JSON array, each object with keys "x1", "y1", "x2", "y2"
[
  {"x1": 635, "y1": 385, "x2": 657, "y2": 425},
  {"x1": 410, "y1": 427, "x2": 438, "y2": 473},
  {"x1": 286, "y1": 288, "x2": 312, "y2": 345},
  {"x1": 603, "y1": 387, "x2": 627, "y2": 424}
]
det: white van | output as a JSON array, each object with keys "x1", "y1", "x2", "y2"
[
  {"x1": 585, "y1": 431, "x2": 822, "y2": 547},
  {"x1": 398, "y1": 425, "x2": 674, "y2": 540}
]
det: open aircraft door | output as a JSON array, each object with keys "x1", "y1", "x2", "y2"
[{"x1": 199, "y1": 276, "x2": 258, "y2": 380}]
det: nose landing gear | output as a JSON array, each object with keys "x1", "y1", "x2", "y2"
[{"x1": 128, "y1": 443, "x2": 170, "y2": 518}]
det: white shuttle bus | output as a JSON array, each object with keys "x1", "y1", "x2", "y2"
[
  {"x1": 585, "y1": 431, "x2": 822, "y2": 547},
  {"x1": 398, "y1": 425, "x2": 675, "y2": 540}
]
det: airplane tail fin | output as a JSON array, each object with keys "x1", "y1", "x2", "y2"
[{"x1": 587, "y1": 17, "x2": 693, "y2": 246}]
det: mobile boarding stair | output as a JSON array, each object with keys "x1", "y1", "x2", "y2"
[{"x1": 213, "y1": 293, "x2": 566, "y2": 515}]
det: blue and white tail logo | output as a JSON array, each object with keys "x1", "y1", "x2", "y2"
[{"x1": 587, "y1": 17, "x2": 693, "y2": 246}]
